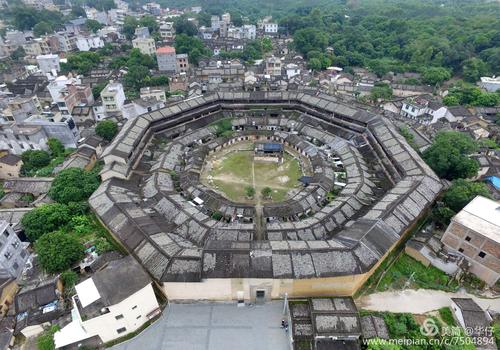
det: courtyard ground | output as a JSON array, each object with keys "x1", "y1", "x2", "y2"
[
  {"x1": 200, "y1": 141, "x2": 306, "y2": 204},
  {"x1": 111, "y1": 302, "x2": 290, "y2": 350}
]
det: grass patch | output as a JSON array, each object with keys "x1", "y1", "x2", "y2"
[
  {"x1": 377, "y1": 254, "x2": 459, "y2": 292},
  {"x1": 205, "y1": 146, "x2": 303, "y2": 203},
  {"x1": 438, "y1": 307, "x2": 456, "y2": 326}
]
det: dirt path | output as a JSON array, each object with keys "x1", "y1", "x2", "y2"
[
  {"x1": 252, "y1": 161, "x2": 265, "y2": 240},
  {"x1": 356, "y1": 289, "x2": 500, "y2": 313}
]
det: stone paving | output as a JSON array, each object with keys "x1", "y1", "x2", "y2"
[{"x1": 112, "y1": 301, "x2": 290, "y2": 350}]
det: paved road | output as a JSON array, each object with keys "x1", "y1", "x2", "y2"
[
  {"x1": 112, "y1": 302, "x2": 290, "y2": 350},
  {"x1": 357, "y1": 289, "x2": 500, "y2": 314}
]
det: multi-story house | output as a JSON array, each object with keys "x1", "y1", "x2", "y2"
[
  {"x1": 54, "y1": 256, "x2": 161, "y2": 348},
  {"x1": 134, "y1": 27, "x2": 150, "y2": 39},
  {"x1": 48, "y1": 76, "x2": 94, "y2": 115},
  {"x1": 265, "y1": 56, "x2": 282, "y2": 76},
  {"x1": 100, "y1": 82, "x2": 126, "y2": 114},
  {"x1": 176, "y1": 54, "x2": 189, "y2": 73},
  {"x1": 242, "y1": 25, "x2": 256, "y2": 40},
  {"x1": 76, "y1": 36, "x2": 105, "y2": 51},
  {"x1": 441, "y1": 196, "x2": 500, "y2": 286},
  {"x1": 132, "y1": 37, "x2": 156, "y2": 56},
  {"x1": 23, "y1": 38, "x2": 51, "y2": 57},
  {"x1": 140, "y1": 87, "x2": 166, "y2": 102},
  {"x1": 0, "y1": 221, "x2": 29, "y2": 278},
  {"x1": 159, "y1": 22, "x2": 175, "y2": 40},
  {"x1": 264, "y1": 23, "x2": 279, "y2": 34},
  {"x1": 54, "y1": 32, "x2": 77, "y2": 52},
  {"x1": 157, "y1": 46, "x2": 177, "y2": 72},
  {"x1": 36, "y1": 54, "x2": 60, "y2": 75}
]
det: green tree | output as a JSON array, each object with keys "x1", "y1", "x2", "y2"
[
  {"x1": 245, "y1": 186, "x2": 256, "y2": 198},
  {"x1": 85, "y1": 19, "x2": 103, "y2": 33},
  {"x1": 174, "y1": 17, "x2": 198, "y2": 36},
  {"x1": 261, "y1": 187, "x2": 272, "y2": 199},
  {"x1": 139, "y1": 16, "x2": 159, "y2": 34},
  {"x1": 36, "y1": 325, "x2": 60, "y2": 350},
  {"x1": 71, "y1": 5, "x2": 86, "y2": 18},
  {"x1": 421, "y1": 67, "x2": 451, "y2": 85},
  {"x1": 35, "y1": 231, "x2": 84, "y2": 273},
  {"x1": 432, "y1": 206, "x2": 456, "y2": 227},
  {"x1": 60, "y1": 270, "x2": 78, "y2": 291},
  {"x1": 21, "y1": 149, "x2": 51, "y2": 173},
  {"x1": 123, "y1": 64, "x2": 151, "y2": 91},
  {"x1": 370, "y1": 83, "x2": 393, "y2": 102},
  {"x1": 49, "y1": 168, "x2": 100, "y2": 204},
  {"x1": 308, "y1": 58, "x2": 322, "y2": 71},
  {"x1": 10, "y1": 47, "x2": 25, "y2": 60},
  {"x1": 293, "y1": 28, "x2": 328, "y2": 56},
  {"x1": 122, "y1": 16, "x2": 138, "y2": 40},
  {"x1": 47, "y1": 138, "x2": 65, "y2": 157},
  {"x1": 95, "y1": 120, "x2": 118, "y2": 141},
  {"x1": 443, "y1": 179, "x2": 491, "y2": 212},
  {"x1": 462, "y1": 58, "x2": 489, "y2": 83},
  {"x1": 33, "y1": 21, "x2": 53, "y2": 36},
  {"x1": 92, "y1": 81, "x2": 107, "y2": 99},
  {"x1": 61, "y1": 51, "x2": 101, "y2": 75},
  {"x1": 175, "y1": 34, "x2": 210, "y2": 65},
  {"x1": 422, "y1": 131, "x2": 479, "y2": 180},
  {"x1": 21, "y1": 203, "x2": 71, "y2": 241}
]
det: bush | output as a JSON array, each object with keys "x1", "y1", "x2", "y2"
[
  {"x1": 245, "y1": 186, "x2": 255, "y2": 198},
  {"x1": 438, "y1": 307, "x2": 456, "y2": 326},
  {"x1": 95, "y1": 120, "x2": 118, "y2": 141},
  {"x1": 49, "y1": 168, "x2": 100, "y2": 204},
  {"x1": 21, "y1": 203, "x2": 71, "y2": 241},
  {"x1": 60, "y1": 270, "x2": 78, "y2": 291},
  {"x1": 21, "y1": 150, "x2": 51, "y2": 173},
  {"x1": 35, "y1": 231, "x2": 84, "y2": 273},
  {"x1": 443, "y1": 179, "x2": 491, "y2": 212},
  {"x1": 261, "y1": 187, "x2": 272, "y2": 199},
  {"x1": 47, "y1": 138, "x2": 65, "y2": 157},
  {"x1": 94, "y1": 237, "x2": 114, "y2": 254},
  {"x1": 36, "y1": 325, "x2": 60, "y2": 350}
]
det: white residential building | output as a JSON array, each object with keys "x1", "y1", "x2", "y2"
[
  {"x1": 140, "y1": 87, "x2": 166, "y2": 102},
  {"x1": 0, "y1": 221, "x2": 29, "y2": 278},
  {"x1": 101, "y1": 82, "x2": 126, "y2": 114},
  {"x1": 54, "y1": 256, "x2": 161, "y2": 348},
  {"x1": 478, "y1": 76, "x2": 500, "y2": 92},
  {"x1": 242, "y1": 25, "x2": 256, "y2": 40},
  {"x1": 76, "y1": 36, "x2": 105, "y2": 52},
  {"x1": 159, "y1": 22, "x2": 175, "y2": 40},
  {"x1": 286, "y1": 63, "x2": 300, "y2": 80},
  {"x1": 132, "y1": 37, "x2": 156, "y2": 56},
  {"x1": 264, "y1": 23, "x2": 278, "y2": 34},
  {"x1": 36, "y1": 54, "x2": 60, "y2": 75}
]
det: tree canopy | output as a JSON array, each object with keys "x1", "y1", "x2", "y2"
[
  {"x1": 175, "y1": 34, "x2": 211, "y2": 65},
  {"x1": 443, "y1": 179, "x2": 491, "y2": 213},
  {"x1": 48, "y1": 168, "x2": 100, "y2": 204},
  {"x1": 422, "y1": 131, "x2": 479, "y2": 180},
  {"x1": 21, "y1": 203, "x2": 72, "y2": 241},
  {"x1": 35, "y1": 231, "x2": 84, "y2": 273},
  {"x1": 21, "y1": 150, "x2": 51, "y2": 174},
  {"x1": 86, "y1": 19, "x2": 103, "y2": 33},
  {"x1": 95, "y1": 120, "x2": 118, "y2": 141}
]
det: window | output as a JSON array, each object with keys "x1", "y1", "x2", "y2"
[
  {"x1": 116, "y1": 327, "x2": 127, "y2": 334},
  {"x1": 478, "y1": 251, "x2": 486, "y2": 258},
  {"x1": 458, "y1": 248, "x2": 464, "y2": 253},
  {"x1": 465, "y1": 236, "x2": 471, "y2": 242},
  {"x1": 4, "y1": 252, "x2": 11, "y2": 260},
  {"x1": 115, "y1": 314, "x2": 124, "y2": 320},
  {"x1": 11, "y1": 241, "x2": 19, "y2": 249},
  {"x1": 132, "y1": 305, "x2": 137, "y2": 310},
  {"x1": 3, "y1": 230, "x2": 9, "y2": 238},
  {"x1": 136, "y1": 315, "x2": 141, "y2": 319},
  {"x1": 12, "y1": 262, "x2": 18, "y2": 270}
]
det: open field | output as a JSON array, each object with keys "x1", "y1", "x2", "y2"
[{"x1": 201, "y1": 142, "x2": 304, "y2": 204}]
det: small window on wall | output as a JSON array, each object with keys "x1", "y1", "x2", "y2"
[
  {"x1": 478, "y1": 251, "x2": 486, "y2": 258},
  {"x1": 115, "y1": 314, "x2": 124, "y2": 320},
  {"x1": 116, "y1": 327, "x2": 126, "y2": 334},
  {"x1": 458, "y1": 248, "x2": 464, "y2": 253},
  {"x1": 465, "y1": 236, "x2": 471, "y2": 242}
]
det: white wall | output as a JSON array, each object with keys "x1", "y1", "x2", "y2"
[{"x1": 79, "y1": 283, "x2": 159, "y2": 343}]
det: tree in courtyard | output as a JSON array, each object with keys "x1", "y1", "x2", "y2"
[
  {"x1": 33, "y1": 21, "x2": 53, "y2": 36},
  {"x1": 35, "y1": 231, "x2": 84, "y2": 273},
  {"x1": 95, "y1": 120, "x2": 118, "y2": 141},
  {"x1": 443, "y1": 179, "x2": 491, "y2": 212},
  {"x1": 422, "y1": 131, "x2": 479, "y2": 180},
  {"x1": 47, "y1": 138, "x2": 65, "y2": 157},
  {"x1": 86, "y1": 19, "x2": 103, "y2": 33},
  {"x1": 421, "y1": 67, "x2": 451, "y2": 85},
  {"x1": 245, "y1": 186, "x2": 256, "y2": 198},
  {"x1": 21, "y1": 149, "x2": 51, "y2": 173},
  {"x1": 49, "y1": 168, "x2": 100, "y2": 204},
  {"x1": 21, "y1": 203, "x2": 71, "y2": 241},
  {"x1": 261, "y1": 187, "x2": 272, "y2": 199}
]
